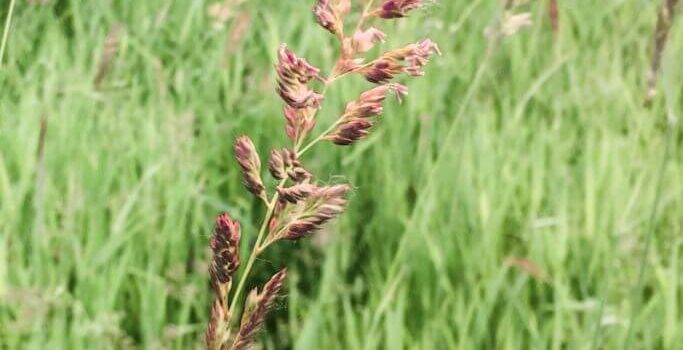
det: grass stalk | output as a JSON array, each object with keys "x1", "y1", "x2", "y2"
[
  {"x1": 623, "y1": 122, "x2": 674, "y2": 349},
  {"x1": 0, "y1": 0, "x2": 17, "y2": 69}
]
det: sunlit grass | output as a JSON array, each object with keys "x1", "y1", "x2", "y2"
[{"x1": 0, "y1": 0, "x2": 681, "y2": 349}]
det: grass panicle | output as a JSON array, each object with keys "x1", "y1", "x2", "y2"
[{"x1": 205, "y1": 0, "x2": 439, "y2": 348}]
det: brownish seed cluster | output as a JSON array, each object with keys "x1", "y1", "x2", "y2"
[
  {"x1": 268, "y1": 149, "x2": 311, "y2": 182},
  {"x1": 234, "y1": 136, "x2": 265, "y2": 199},
  {"x1": 358, "y1": 39, "x2": 440, "y2": 83},
  {"x1": 210, "y1": 214, "x2": 241, "y2": 285},
  {"x1": 206, "y1": 0, "x2": 439, "y2": 348},
  {"x1": 230, "y1": 269, "x2": 287, "y2": 350},
  {"x1": 268, "y1": 184, "x2": 351, "y2": 242},
  {"x1": 327, "y1": 83, "x2": 407, "y2": 145},
  {"x1": 276, "y1": 46, "x2": 324, "y2": 109},
  {"x1": 277, "y1": 183, "x2": 317, "y2": 204},
  {"x1": 313, "y1": 0, "x2": 350, "y2": 38},
  {"x1": 206, "y1": 214, "x2": 241, "y2": 350},
  {"x1": 373, "y1": 0, "x2": 425, "y2": 19}
]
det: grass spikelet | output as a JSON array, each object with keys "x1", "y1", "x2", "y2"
[{"x1": 229, "y1": 269, "x2": 287, "y2": 350}]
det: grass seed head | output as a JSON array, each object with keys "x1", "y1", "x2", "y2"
[
  {"x1": 328, "y1": 119, "x2": 374, "y2": 145},
  {"x1": 268, "y1": 149, "x2": 287, "y2": 180},
  {"x1": 327, "y1": 84, "x2": 407, "y2": 145},
  {"x1": 334, "y1": 27, "x2": 387, "y2": 75},
  {"x1": 268, "y1": 148, "x2": 311, "y2": 182},
  {"x1": 360, "y1": 39, "x2": 440, "y2": 83},
  {"x1": 345, "y1": 83, "x2": 407, "y2": 119},
  {"x1": 349, "y1": 27, "x2": 387, "y2": 54},
  {"x1": 277, "y1": 183, "x2": 317, "y2": 204},
  {"x1": 374, "y1": 0, "x2": 425, "y2": 19},
  {"x1": 230, "y1": 269, "x2": 288, "y2": 350},
  {"x1": 402, "y1": 39, "x2": 441, "y2": 77},
  {"x1": 313, "y1": 0, "x2": 346, "y2": 37},
  {"x1": 313, "y1": 0, "x2": 351, "y2": 37},
  {"x1": 283, "y1": 106, "x2": 316, "y2": 144},
  {"x1": 205, "y1": 300, "x2": 226, "y2": 348},
  {"x1": 206, "y1": 214, "x2": 241, "y2": 349},
  {"x1": 272, "y1": 184, "x2": 351, "y2": 240},
  {"x1": 276, "y1": 46, "x2": 324, "y2": 109},
  {"x1": 210, "y1": 214, "x2": 241, "y2": 286},
  {"x1": 234, "y1": 136, "x2": 265, "y2": 198}
]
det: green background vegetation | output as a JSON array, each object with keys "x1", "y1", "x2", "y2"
[{"x1": 1, "y1": 0, "x2": 682, "y2": 348}]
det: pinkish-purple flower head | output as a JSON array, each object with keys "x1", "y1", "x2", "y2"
[
  {"x1": 375, "y1": 0, "x2": 425, "y2": 19},
  {"x1": 276, "y1": 45, "x2": 324, "y2": 109}
]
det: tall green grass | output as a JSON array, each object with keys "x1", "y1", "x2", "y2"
[{"x1": 1, "y1": 0, "x2": 681, "y2": 349}]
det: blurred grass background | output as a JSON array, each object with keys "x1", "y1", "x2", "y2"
[{"x1": 1, "y1": 0, "x2": 682, "y2": 349}]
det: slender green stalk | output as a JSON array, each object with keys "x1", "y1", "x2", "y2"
[
  {"x1": 589, "y1": 240, "x2": 614, "y2": 350},
  {"x1": 0, "y1": 0, "x2": 17, "y2": 69},
  {"x1": 298, "y1": 118, "x2": 343, "y2": 155},
  {"x1": 623, "y1": 123, "x2": 674, "y2": 349},
  {"x1": 226, "y1": 177, "x2": 286, "y2": 328}
]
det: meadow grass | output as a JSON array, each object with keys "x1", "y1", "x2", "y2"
[{"x1": 1, "y1": 0, "x2": 682, "y2": 349}]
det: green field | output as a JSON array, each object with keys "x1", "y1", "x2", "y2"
[{"x1": 1, "y1": 0, "x2": 682, "y2": 349}]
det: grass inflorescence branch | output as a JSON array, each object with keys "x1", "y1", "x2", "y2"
[{"x1": 205, "y1": 1, "x2": 439, "y2": 348}]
